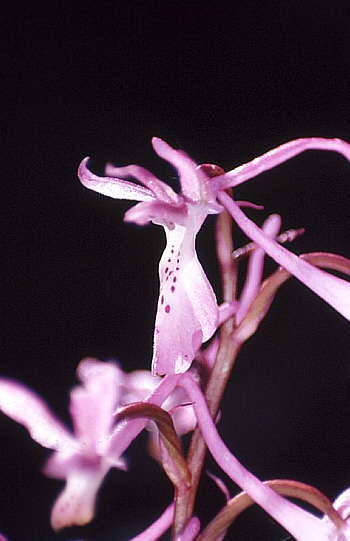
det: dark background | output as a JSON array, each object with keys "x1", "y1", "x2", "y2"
[{"x1": 1, "y1": 1, "x2": 350, "y2": 540}]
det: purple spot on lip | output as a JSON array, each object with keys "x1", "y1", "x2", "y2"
[
  {"x1": 165, "y1": 267, "x2": 168, "y2": 273},
  {"x1": 165, "y1": 305, "x2": 171, "y2": 313},
  {"x1": 161, "y1": 295, "x2": 164, "y2": 305},
  {"x1": 177, "y1": 259, "x2": 180, "y2": 264},
  {"x1": 176, "y1": 267, "x2": 179, "y2": 271},
  {"x1": 168, "y1": 259, "x2": 171, "y2": 263},
  {"x1": 173, "y1": 277, "x2": 177, "y2": 283},
  {"x1": 171, "y1": 286, "x2": 175, "y2": 292}
]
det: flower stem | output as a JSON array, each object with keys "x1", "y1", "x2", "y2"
[
  {"x1": 180, "y1": 373, "x2": 339, "y2": 541},
  {"x1": 196, "y1": 479, "x2": 346, "y2": 541}
]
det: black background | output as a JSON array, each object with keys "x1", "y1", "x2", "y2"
[{"x1": 1, "y1": 1, "x2": 350, "y2": 540}]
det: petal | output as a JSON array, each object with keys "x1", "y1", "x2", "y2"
[
  {"x1": 78, "y1": 158, "x2": 154, "y2": 202},
  {"x1": 50, "y1": 464, "x2": 110, "y2": 530},
  {"x1": 219, "y1": 192, "x2": 350, "y2": 321},
  {"x1": 163, "y1": 387, "x2": 197, "y2": 435},
  {"x1": 152, "y1": 217, "x2": 219, "y2": 375},
  {"x1": 105, "y1": 163, "x2": 181, "y2": 204},
  {"x1": 213, "y1": 137, "x2": 350, "y2": 190},
  {"x1": 151, "y1": 137, "x2": 208, "y2": 202},
  {"x1": 332, "y1": 487, "x2": 350, "y2": 521},
  {"x1": 0, "y1": 379, "x2": 74, "y2": 451},
  {"x1": 70, "y1": 359, "x2": 123, "y2": 455},
  {"x1": 124, "y1": 199, "x2": 188, "y2": 227},
  {"x1": 122, "y1": 369, "x2": 161, "y2": 403},
  {"x1": 122, "y1": 370, "x2": 196, "y2": 435},
  {"x1": 43, "y1": 445, "x2": 126, "y2": 480}
]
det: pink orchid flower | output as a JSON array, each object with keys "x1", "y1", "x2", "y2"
[
  {"x1": 79, "y1": 141, "x2": 222, "y2": 376},
  {"x1": 0, "y1": 358, "x2": 127, "y2": 531},
  {"x1": 78, "y1": 137, "x2": 350, "y2": 376},
  {"x1": 0, "y1": 359, "x2": 196, "y2": 531}
]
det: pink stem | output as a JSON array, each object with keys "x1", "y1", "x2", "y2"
[
  {"x1": 180, "y1": 373, "x2": 337, "y2": 541},
  {"x1": 218, "y1": 191, "x2": 350, "y2": 321},
  {"x1": 215, "y1": 137, "x2": 350, "y2": 189}
]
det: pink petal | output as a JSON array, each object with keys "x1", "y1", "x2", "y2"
[
  {"x1": 164, "y1": 393, "x2": 197, "y2": 436},
  {"x1": 50, "y1": 466, "x2": 109, "y2": 530},
  {"x1": 331, "y1": 487, "x2": 350, "y2": 521},
  {"x1": 122, "y1": 369, "x2": 196, "y2": 434},
  {"x1": 151, "y1": 137, "x2": 208, "y2": 202},
  {"x1": 124, "y1": 199, "x2": 188, "y2": 227},
  {"x1": 122, "y1": 370, "x2": 160, "y2": 403},
  {"x1": 0, "y1": 379, "x2": 74, "y2": 450},
  {"x1": 219, "y1": 192, "x2": 350, "y2": 321},
  {"x1": 108, "y1": 374, "x2": 182, "y2": 461},
  {"x1": 105, "y1": 163, "x2": 181, "y2": 204},
  {"x1": 78, "y1": 158, "x2": 154, "y2": 202},
  {"x1": 152, "y1": 221, "x2": 219, "y2": 375},
  {"x1": 70, "y1": 359, "x2": 123, "y2": 455},
  {"x1": 43, "y1": 443, "x2": 126, "y2": 480}
]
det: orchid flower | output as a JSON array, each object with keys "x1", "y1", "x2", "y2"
[
  {"x1": 78, "y1": 137, "x2": 350, "y2": 376},
  {"x1": 0, "y1": 358, "x2": 127, "y2": 531},
  {"x1": 0, "y1": 359, "x2": 197, "y2": 531},
  {"x1": 78, "y1": 142, "x2": 222, "y2": 377}
]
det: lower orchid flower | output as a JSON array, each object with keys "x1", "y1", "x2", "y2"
[
  {"x1": 0, "y1": 359, "x2": 197, "y2": 531},
  {"x1": 0, "y1": 358, "x2": 127, "y2": 530},
  {"x1": 78, "y1": 136, "x2": 350, "y2": 378}
]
